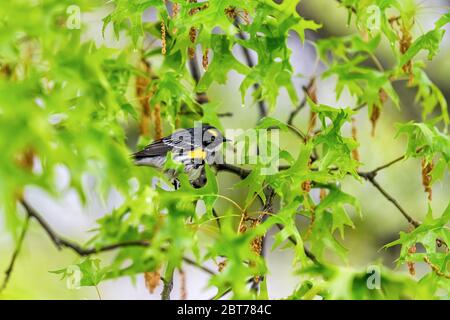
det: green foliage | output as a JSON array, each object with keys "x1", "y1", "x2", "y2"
[
  {"x1": 51, "y1": 257, "x2": 105, "y2": 288},
  {"x1": 0, "y1": 0, "x2": 449, "y2": 300}
]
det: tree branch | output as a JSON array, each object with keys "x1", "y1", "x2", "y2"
[
  {"x1": 335, "y1": 0, "x2": 357, "y2": 14},
  {"x1": 161, "y1": 277, "x2": 174, "y2": 300},
  {"x1": 19, "y1": 200, "x2": 216, "y2": 276},
  {"x1": 215, "y1": 162, "x2": 251, "y2": 179},
  {"x1": 0, "y1": 215, "x2": 30, "y2": 293},
  {"x1": 357, "y1": 152, "x2": 425, "y2": 228},
  {"x1": 217, "y1": 151, "x2": 421, "y2": 230},
  {"x1": 360, "y1": 154, "x2": 405, "y2": 175},
  {"x1": 361, "y1": 175, "x2": 421, "y2": 228},
  {"x1": 287, "y1": 78, "x2": 316, "y2": 126}
]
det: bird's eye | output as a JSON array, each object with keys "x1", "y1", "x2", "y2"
[{"x1": 210, "y1": 135, "x2": 216, "y2": 142}]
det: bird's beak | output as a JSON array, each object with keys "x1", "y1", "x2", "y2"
[{"x1": 223, "y1": 137, "x2": 231, "y2": 143}]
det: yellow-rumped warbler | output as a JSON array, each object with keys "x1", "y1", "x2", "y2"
[{"x1": 133, "y1": 124, "x2": 228, "y2": 182}]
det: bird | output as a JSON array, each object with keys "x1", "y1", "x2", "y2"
[{"x1": 133, "y1": 124, "x2": 228, "y2": 185}]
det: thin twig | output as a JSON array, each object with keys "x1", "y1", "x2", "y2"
[
  {"x1": 177, "y1": 111, "x2": 233, "y2": 118},
  {"x1": 352, "y1": 102, "x2": 367, "y2": 112},
  {"x1": 287, "y1": 78, "x2": 316, "y2": 126},
  {"x1": 210, "y1": 277, "x2": 254, "y2": 300},
  {"x1": 357, "y1": 150, "x2": 424, "y2": 228},
  {"x1": 215, "y1": 163, "x2": 251, "y2": 179},
  {"x1": 335, "y1": 0, "x2": 357, "y2": 14},
  {"x1": 287, "y1": 99, "x2": 307, "y2": 126},
  {"x1": 189, "y1": 55, "x2": 202, "y2": 84},
  {"x1": 0, "y1": 215, "x2": 30, "y2": 293},
  {"x1": 362, "y1": 176, "x2": 421, "y2": 228},
  {"x1": 212, "y1": 208, "x2": 221, "y2": 230},
  {"x1": 370, "y1": 154, "x2": 405, "y2": 173}
]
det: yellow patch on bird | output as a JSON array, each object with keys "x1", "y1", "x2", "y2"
[
  {"x1": 207, "y1": 129, "x2": 219, "y2": 137},
  {"x1": 187, "y1": 148, "x2": 207, "y2": 159}
]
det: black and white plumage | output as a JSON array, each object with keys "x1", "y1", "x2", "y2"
[{"x1": 133, "y1": 125, "x2": 227, "y2": 182}]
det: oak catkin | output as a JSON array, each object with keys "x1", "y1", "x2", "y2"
[
  {"x1": 370, "y1": 105, "x2": 380, "y2": 137},
  {"x1": 136, "y1": 60, "x2": 151, "y2": 137},
  {"x1": 301, "y1": 159, "x2": 312, "y2": 193},
  {"x1": 421, "y1": 159, "x2": 433, "y2": 201},
  {"x1": 202, "y1": 48, "x2": 209, "y2": 70},
  {"x1": 154, "y1": 103, "x2": 163, "y2": 140},
  {"x1": 188, "y1": 27, "x2": 197, "y2": 59},
  {"x1": 161, "y1": 21, "x2": 167, "y2": 55},
  {"x1": 172, "y1": 3, "x2": 180, "y2": 17},
  {"x1": 218, "y1": 260, "x2": 227, "y2": 272},
  {"x1": 407, "y1": 245, "x2": 416, "y2": 276},
  {"x1": 144, "y1": 269, "x2": 161, "y2": 294},
  {"x1": 320, "y1": 188, "x2": 327, "y2": 201},
  {"x1": 188, "y1": 0, "x2": 198, "y2": 59},
  {"x1": 400, "y1": 26, "x2": 413, "y2": 84}
]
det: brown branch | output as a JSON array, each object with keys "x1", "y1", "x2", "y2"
[
  {"x1": 178, "y1": 111, "x2": 233, "y2": 118},
  {"x1": 19, "y1": 200, "x2": 216, "y2": 276},
  {"x1": 210, "y1": 277, "x2": 254, "y2": 300},
  {"x1": 352, "y1": 102, "x2": 367, "y2": 112},
  {"x1": 189, "y1": 56, "x2": 202, "y2": 85},
  {"x1": 367, "y1": 154, "x2": 405, "y2": 174},
  {"x1": 287, "y1": 78, "x2": 316, "y2": 126},
  {"x1": 212, "y1": 208, "x2": 221, "y2": 230},
  {"x1": 287, "y1": 98, "x2": 307, "y2": 126},
  {"x1": 360, "y1": 175, "x2": 421, "y2": 228},
  {"x1": 357, "y1": 150, "x2": 426, "y2": 229},
  {"x1": 0, "y1": 215, "x2": 30, "y2": 293},
  {"x1": 215, "y1": 163, "x2": 251, "y2": 179},
  {"x1": 335, "y1": 0, "x2": 357, "y2": 14}
]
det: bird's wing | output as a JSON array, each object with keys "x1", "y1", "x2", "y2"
[
  {"x1": 133, "y1": 139, "x2": 172, "y2": 159},
  {"x1": 133, "y1": 136, "x2": 195, "y2": 159}
]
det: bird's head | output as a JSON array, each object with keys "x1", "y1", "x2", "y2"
[{"x1": 201, "y1": 125, "x2": 229, "y2": 150}]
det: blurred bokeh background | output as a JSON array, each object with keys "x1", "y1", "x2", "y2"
[{"x1": 0, "y1": 0, "x2": 449, "y2": 299}]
